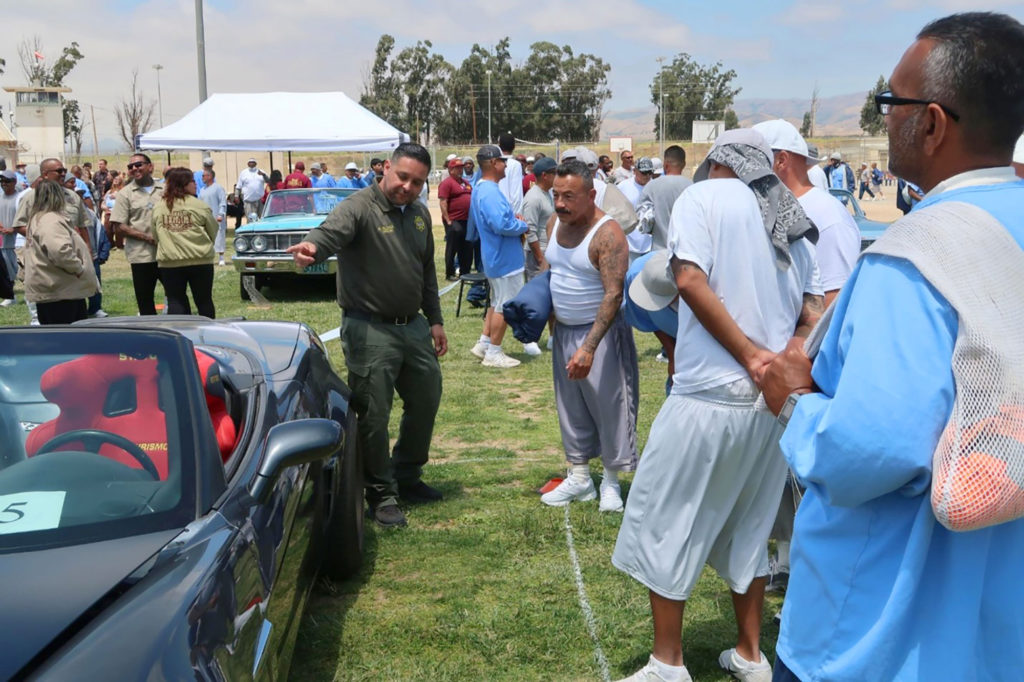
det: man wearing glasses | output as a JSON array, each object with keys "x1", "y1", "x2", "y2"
[
  {"x1": 13, "y1": 158, "x2": 92, "y2": 254},
  {"x1": 611, "y1": 150, "x2": 635, "y2": 184},
  {"x1": 111, "y1": 153, "x2": 164, "y2": 315},
  {"x1": 762, "y1": 12, "x2": 1024, "y2": 682}
]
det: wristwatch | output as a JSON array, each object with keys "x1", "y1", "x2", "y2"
[{"x1": 778, "y1": 392, "x2": 802, "y2": 427}]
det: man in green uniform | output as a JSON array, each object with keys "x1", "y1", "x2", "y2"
[
  {"x1": 110, "y1": 153, "x2": 164, "y2": 315},
  {"x1": 287, "y1": 143, "x2": 447, "y2": 528}
]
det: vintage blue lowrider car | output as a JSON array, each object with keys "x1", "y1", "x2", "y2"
[
  {"x1": 233, "y1": 188, "x2": 357, "y2": 299},
  {"x1": 828, "y1": 188, "x2": 892, "y2": 250},
  {"x1": 0, "y1": 318, "x2": 364, "y2": 681}
]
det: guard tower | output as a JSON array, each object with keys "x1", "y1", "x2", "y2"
[{"x1": 3, "y1": 85, "x2": 70, "y2": 163}]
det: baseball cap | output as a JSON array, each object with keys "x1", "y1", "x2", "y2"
[
  {"x1": 752, "y1": 119, "x2": 816, "y2": 162},
  {"x1": 563, "y1": 147, "x2": 599, "y2": 170},
  {"x1": 461, "y1": 156, "x2": 474, "y2": 165},
  {"x1": 477, "y1": 145, "x2": 505, "y2": 162},
  {"x1": 636, "y1": 157, "x2": 655, "y2": 173},
  {"x1": 526, "y1": 156, "x2": 535, "y2": 163},
  {"x1": 344, "y1": 162, "x2": 359, "y2": 171},
  {"x1": 247, "y1": 157, "x2": 257, "y2": 164},
  {"x1": 447, "y1": 158, "x2": 464, "y2": 168},
  {"x1": 294, "y1": 161, "x2": 305, "y2": 170},
  {"x1": 829, "y1": 152, "x2": 842, "y2": 161},
  {"x1": 651, "y1": 157, "x2": 664, "y2": 176},
  {"x1": 0, "y1": 170, "x2": 16, "y2": 182},
  {"x1": 310, "y1": 162, "x2": 322, "y2": 171},
  {"x1": 628, "y1": 250, "x2": 678, "y2": 311},
  {"x1": 202, "y1": 156, "x2": 214, "y2": 166},
  {"x1": 693, "y1": 128, "x2": 774, "y2": 182},
  {"x1": 446, "y1": 153, "x2": 458, "y2": 161},
  {"x1": 532, "y1": 157, "x2": 557, "y2": 175}
]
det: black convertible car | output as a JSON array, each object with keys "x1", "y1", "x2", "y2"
[{"x1": 0, "y1": 317, "x2": 363, "y2": 681}]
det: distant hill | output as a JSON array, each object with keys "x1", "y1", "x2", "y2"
[{"x1": 601, "y1": 91, "x2": 870, "y2": 140}]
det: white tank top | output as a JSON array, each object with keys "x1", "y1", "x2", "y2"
[{"x1": 547, "y1": 214, "x2": 612, "y2": 325}]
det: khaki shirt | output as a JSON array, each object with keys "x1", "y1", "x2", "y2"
[
  {"x1": 13, "y1": 186, "x2": 93, "y2": 256},
  {"x1": 304, "y1": 181, "x2": 443, "y2": 326},
  {"x1": 111, "y1": 180, "x2": 165, "y2": 264},
  {"x1": 23, "y1": 212, "x2": 99, "y2": 303}
]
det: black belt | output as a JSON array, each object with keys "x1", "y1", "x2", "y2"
[{"x1": 345, "y1": 308, "x2": 416, "y2": 325}]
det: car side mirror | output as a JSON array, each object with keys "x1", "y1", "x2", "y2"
[{"x1": 248, "y1": 418, "x2": 342, "y2": 504}]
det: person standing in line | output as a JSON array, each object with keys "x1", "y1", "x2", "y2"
[
  {"x1": 151, "y1": 168, "x2": 218, "y2": 318},
  {"x1": 111, "y1": 153, "x2": 164, "y2": 315},
  {"x1": 522, "y1": 156, "x2": 557, "y2": 280},
  {"x1": 22, "y1": 180, "x2": 99, "y2": 325},
  {"x1": 199, "y1": 168, "x2": 228, "y2": 266},
  {"x1": 0, "y1": 171, "x2": 20, "y2": 307},
  {"x1": 611, "y1": 149, "x2": 636, "y2": 184},
  {"x1": 337, "y1": 162, "x2": 368, "y2": 189},
  {"x1": 286, "y1": 143, "x2": 446, "y2": 529},
  {"x1": 283, "y1": 161, "x2": 312, "y2": 189},
  {"x1": 193, "y1": 157, "x2": 214, "y2": 195},
  {"x1": 637, "y1": 145, "x2": 692, "y2": 251},
  {"x1": 496, "y1": 132, "x2": 524, "y2": 215},
  {"x1": 805, "y1": 145, "x2": 828, "y2": 191},
  {"x1": 617, "y1": 157, "x2": 656, "y2": 262},
  {"x1": 310, "y1": 163, "x2": 336, "y2": 188},
  {"x1": 539, "y1": 160, "x2": 638, "y2": 512}
]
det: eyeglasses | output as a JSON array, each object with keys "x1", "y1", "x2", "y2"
[
  {"x1": 127, "y1": 161, "x2": 147, "y2": 169},
  {"x1": 621, "y1": 155, "x2": 634, "y2": 160},
  {"x1": 874, "y1": 91, "x2": 960, "y2": 122},
  {"x1": 45, "y1": 167, "x2": 68, "y2": 175}
]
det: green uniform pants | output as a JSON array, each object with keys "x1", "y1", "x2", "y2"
[{"x1": 340, "y1": 314, "x2": 443, "y2": 507}]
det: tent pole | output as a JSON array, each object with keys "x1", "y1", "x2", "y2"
[
  {"x1": 288, "y1": 151, "x2": 292, "y2": 172},
  {"x1": 166, "y1": 150, "x2": 172, "y2": 167},
  {"x1": 269, "y1": 151, "x2": 274, "y2": 173}
]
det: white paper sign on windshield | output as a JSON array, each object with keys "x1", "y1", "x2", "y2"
[{"x1": 0, "y1": 491, "x2": 66, "y2": 534}]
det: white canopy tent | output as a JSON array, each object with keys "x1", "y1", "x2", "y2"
[{"x1": 137, "y1": 92, "x2": 410, "y2": 151}]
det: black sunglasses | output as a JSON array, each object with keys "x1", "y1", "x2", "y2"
[
  {"x1": 874, "y1": 91, "x2": 960, "y2": 122},
  {"x1": 127, "y1": 161, "x2": 147, "y2": 169}
]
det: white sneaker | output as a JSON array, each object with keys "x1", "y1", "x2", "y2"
[
  {"x1": 0, "y1": 298, "x2": 15, "y2": 307},
  {"x1": 540, "y1": 475, "x2": 596, "y2": 506},
  {"x1": 523, "y1": 341, "x2": 542, "y2": 356},
  {"x1": 470, "y1": 341, "x2": 489, "y2": 359},
  {"x1": 655, "y1": 351, "x2": 669, "y2": 363},
  {"x1": 599, "y1": 480, "x2": 624, "y2": 512},
  {"x1": 90, "y1": 309, "x2": 109, "y2": 318},
  {"x1": 219, "y1": 259, "x2": 226, "y2": 266},
  {"x1": 482, "y1": 350, "x2": 520, "y2": 368},
  {"x1": 718, "y1": 648, "x2": 772, "y2": 682},
  {"x1": 615, "y1": 655, "x2": 693, "y2": 682}
]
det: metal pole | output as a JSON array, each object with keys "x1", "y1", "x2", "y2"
[
  {"x1": 153, "y1": 65, "x2": 164, "y2": 127},
  {"x1": 656, "y1": 57, "x2": 665, "y2": 157},
  {"x1": 486, "y1": 70, "x2": 492, "y2": 144},
  {"x1": 195, "y1": 0, "x2": 208, "y2": 103}
]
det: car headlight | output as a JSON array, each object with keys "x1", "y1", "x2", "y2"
[
  {"x1": 234, "y1": 236, "x2": 250, "y2": 253},
  {"x1": 251, "y1": 235, "x2": 269, "y2": 252}
]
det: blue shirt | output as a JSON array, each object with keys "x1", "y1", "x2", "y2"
[
  {"x1": 193, "y1": 169, "x2": 207, "y2": 196},
  {"x1": 73, "y1": 177, "x2": 92, "y2": 199},
  {"x1": 311, "y1": 174, "x2": 336, "y2": 188},
  {"x1": 468, "y1": 179, "x2": 527, "y2": 278},
  {"x1": 777, "y1": 176, "x2": 1024, "y2": 682},
  {"x1": 336, "y1": 175, "x2": 366, "y2": 189}
]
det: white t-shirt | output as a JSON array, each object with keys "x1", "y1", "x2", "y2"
[
  {"x1": 235, "y1": 168, "x2": 266, "y2": 202},
  {"x1": 797, "y1": 186, "x2": 860, "y2": 292},
  {"x1": 498, "y1": 158, "x2": 524, "y2": 214},
  {"x1": 668, "y1": 178, "x2": 822, "y2": 394},
  {"x1": 617, "y1": 178, "x2": 650, "y2": 255},
  {"x1": 808, "y1": 164, "x2": 828, "y2": 192}
]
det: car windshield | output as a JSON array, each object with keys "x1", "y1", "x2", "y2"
[
  {"x1": 263, "y1": 188, "x2": 355, "y2": 218},
  {"x1": 0, "y1": 330, "x2": 197, "y2": 551}
]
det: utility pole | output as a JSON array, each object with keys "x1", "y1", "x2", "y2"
[
  {"x1": 470, "y1": 84, "x2": 478, "y2": 144},
  {"x1": 153, "y1": 64, "x2": 164, "y2": 126},
  {"x1": 486, "y1": 70, "x2": 492, "y2": 144},
  {"x1": 656, "y1": 57, "x2": 665, "y2": 157},
  {"x1": 90, "y1": 105, "x2": 99, "y2": 161},
  {"x1": 195, "y1": 0, "x2": 209, "y2": 103}
]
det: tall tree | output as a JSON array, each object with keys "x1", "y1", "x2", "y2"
[
  {"x1": 860, "y1": 76, "x2": 889, "y2": 136},
  {"x1": 724, "y1": 109, "x2": 739, "y2": 131},
  {"x1": 650, "y1": 53, "x2": 741, "y2": 140},
  {"x1": 16, "y1": 37, "x2": 85, "y2": 146},
  {"x1": 115, "y1": 69, "x2": 156, "y2": 151},
  {"x1": 800, "y1": 111, "x2": 812, "y2": 137}
]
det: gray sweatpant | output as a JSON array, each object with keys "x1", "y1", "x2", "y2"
[{"x1": 552, "y1": 315, "x2": 639, "y2": 471}]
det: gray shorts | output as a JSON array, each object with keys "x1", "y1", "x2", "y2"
[
  {"x1": 552, "y1": 315, "x2": 639, "y2": 471},
  {"x1": 488, "y1": 271, "x2": 524, "y2": 310}
]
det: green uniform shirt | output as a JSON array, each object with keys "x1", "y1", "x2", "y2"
[
  {"x1": 304, "y1": 181, "x2": 443, "y2": 326},
  {"x1": 111, "y1": 180, "x2": 165, "y2": 264}
]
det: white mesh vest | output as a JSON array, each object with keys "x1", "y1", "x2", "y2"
[{"x1": 862, "y1": 201, "x2": 1024, "y2": 531}]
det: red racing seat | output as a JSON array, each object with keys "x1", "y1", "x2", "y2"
[
  {"x1": 25, "y1": 354, "x2": 170, "y2": 478},
  {"x1": 193, "y1": 349, "x2": 238, "y2": 461}
]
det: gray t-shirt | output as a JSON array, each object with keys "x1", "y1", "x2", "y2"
[
  {"x1": 640, "y1": 175, "x2": 693, "y2": 250},
  {"x1": 521, "y1": 184, "x2": 554, "y2": 250}
]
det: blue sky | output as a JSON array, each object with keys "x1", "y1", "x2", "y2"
[{"x1": 5, "y1": 0, "x2": 1024, "y2": 146}]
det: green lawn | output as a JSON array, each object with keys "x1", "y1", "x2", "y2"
[{"x1": 0, "y1": 223, "x2": 782, "y2": 681}]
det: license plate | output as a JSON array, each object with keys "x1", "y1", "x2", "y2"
[{"x1": 301, "y1": 262, "x2": 330, "y2": 275}]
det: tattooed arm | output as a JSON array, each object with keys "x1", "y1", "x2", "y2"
[
  {"x1": 565, "y1": 220, "x2": 629, "y2": 380},
  {"x1": 795, "y1": 292, "x2": 825, "y2": 337}
]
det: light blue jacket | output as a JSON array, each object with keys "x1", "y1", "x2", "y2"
[{"x1": 468, "y1": 180, "x2": 527, "y2": 278}]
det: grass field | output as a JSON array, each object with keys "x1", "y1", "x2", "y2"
[{"x1": 0, "y1": 207, "x2": 787, "y2": 682}]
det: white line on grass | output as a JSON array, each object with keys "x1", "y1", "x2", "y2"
[
  {"x1": 439, "y1": 280, "x2": 459, "y2": 296},
  {"x1": 564, "y1": 506, "x2": 612, "y2": 682},
  {"x1": 428, "y1": 456, "x2": 547, "y2": 466}
]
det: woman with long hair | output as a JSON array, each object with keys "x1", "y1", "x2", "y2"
[
  {"x1": 23, "y1": 180, "x2": 99, "y2": 324},
  {"x1": 151, "y1": 167, "x2": 219, "y2": 318},
  {"x1": 102, "y1": 172, "x2": 124, "y2": 247}
]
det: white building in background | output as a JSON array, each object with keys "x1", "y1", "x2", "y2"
[{"x1": 2, "y1": 85, "x2": 70, "y2": 163}]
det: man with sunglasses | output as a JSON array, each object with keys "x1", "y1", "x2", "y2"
[
  {"x1": 13, "y1": 158, "x2": 93, "y2": 255},
  {"x1": 611, "y1": 149, "x2": 635, "y2": 184},
  {"x1": 762, "y1": 12, "x2": 1024, "y2": 682},
  {"x1": 111, "y1": 153, "x2": 164, "y2": 315}
]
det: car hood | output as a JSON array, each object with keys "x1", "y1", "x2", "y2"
[
  {"x1": 0, "y1": 529, "x2": 179, "y2": 680},
  {"x1": 856, "y1": 217, "x2": 891, "y2": 242},
  {"x1": 236, "y1": 215, "x2": 326, "y2": 233}
]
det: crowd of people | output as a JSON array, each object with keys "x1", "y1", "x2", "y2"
[{"x1": 283, "y1": 11, "x2": 1024, "y2": 682}]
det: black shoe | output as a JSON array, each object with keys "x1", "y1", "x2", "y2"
[
  {"x1": 371, "y1": 502, "x2": 407, "y2": 528},
  {"x1": 765, "y1": 570, "x2": 789, "y2": 593},
  {"x1": 398, "y1": 480, "x2": 443, "y2": 504},
  {"x1": 445, "y1": 275, "x2": 459, "y2": 282}
]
